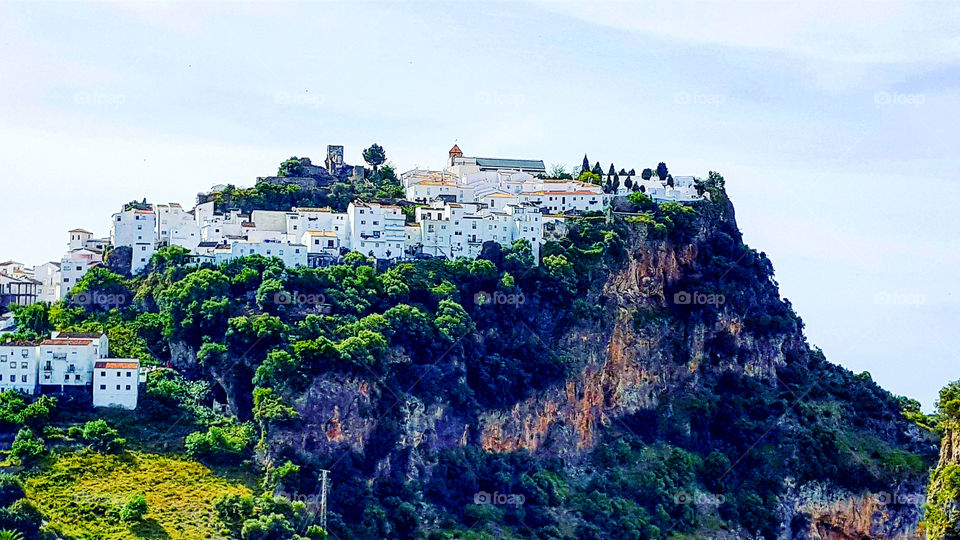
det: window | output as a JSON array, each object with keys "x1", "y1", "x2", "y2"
[
  {"x1": 20, "y1": 362, "x2": 27, "y2": 369},
  {"x1": 21, "y1": 375, "x2": 26, "y2": 383},
  {"x1": 116, "y1": 385, "x2": 121, "y2": 390},
  {"x1": 126, "y1": 372, "x2": 131, "y2": 377},
  {"x1": 116, "y1": 372, "x2": 121, "y2": 377},
  {"x1": 126, "y1": 385, "x2": 131, "y2": 390},
  {"x1": 21, "y1": 350, "x2": 28, "y2": 358},
  {"x1": 100, "y1": 385, "x2": 106, "y2": 390},
  {"x1": 101, "y1": 371, "x2": 106, "y2": 376},
  {"x1": 10, "y1": 363, "x2": 15, "y2": 370},
  {"x1": 0, "y1": 375, "x2": 4, "y2": 382}
]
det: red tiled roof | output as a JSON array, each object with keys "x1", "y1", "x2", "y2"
[
  {"x1": 41, "y1": 339, "x2": 93, "y2": 346},
  {"x1": 95, "y1": 361, "x2": 139, "y2": 369}
]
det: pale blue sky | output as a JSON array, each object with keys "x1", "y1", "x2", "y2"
[{"x1": 1, "y1": 1, "x2": 957, "y2": 409}]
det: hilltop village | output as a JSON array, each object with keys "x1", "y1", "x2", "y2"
[{"x1": 0, "y1": 144, "x2": 706, "y2": 408}]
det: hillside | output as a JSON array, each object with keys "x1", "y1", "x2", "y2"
[{"x1": 0, "y1": 172, "x2": 939, "y2": 539}]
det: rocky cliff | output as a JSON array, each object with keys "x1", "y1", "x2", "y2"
[{"x1": 240, "y1": 180, "x2": 939, "y2": 539}]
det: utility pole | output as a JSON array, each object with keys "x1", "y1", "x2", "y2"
[{"x1": 318, "y1": 469, "x2": 330, "y2": 532}]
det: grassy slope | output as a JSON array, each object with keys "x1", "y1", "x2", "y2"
[{"x1": 23, "y1": 452, "x2": 251, "y2": 539}]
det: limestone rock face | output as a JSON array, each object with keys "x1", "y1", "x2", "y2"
[{"x1": 257, "y1": 193, "x2": 933, "y2": 538}]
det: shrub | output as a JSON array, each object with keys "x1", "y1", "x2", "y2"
[
  {"x1": 81, "y1": 419, "x2": 126, "y2": 453},
  {"x1": 119, "y1": 493, "x2": 148, "y2": 523},
  {"x1": 9, "y1": 428, "x2": 44, "y2": 465}
]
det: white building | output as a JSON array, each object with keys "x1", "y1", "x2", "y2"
[
  {"x1": 405, "y1": 180, "x2": 476, "y2": 204},
  {"x1": 411, "y1": 200, "x2": 543, "y2": 261},
  {"x1": 0, "y1": 267, "x2": 39, "y2": 308},
  {"x1": 38, "y1": 332, "x2": 108, "y2": 390},
  {"x1": 156, "y1": 203, "x2": 202, "y2": 251},
  {"x1": 213, "y1": 240, "x2": 308, "y2": 267},
  {"x1": 518, "y1": 190, "x2": 606, "y2": 214},
  {"x1": 59, "y1": 248, "x2": 103, "y2": 299},
  {"x1": 34, "y1": 262, "x2": 61, "y2": 303},
  {"x1": 302, "y1": 231, "x2": 341, "y2": 256},
  {"x1": 93, "y1": 359, "x2": 140, "y2": 410},
  {"x1": 0, "y1": 341, "x2": 39, "y2": 395},
  {"x1": 347, "y1": 201, "x2": 405, "y2": 260},
  {"x1": 446, "y1": 145, "x2": 546, "y2": 176},
  {"x1": 111, "y1": 205, "x2": 157, "y2": 274}
]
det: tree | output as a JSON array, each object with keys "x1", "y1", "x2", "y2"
[
  {"x1": 9, "y1": 428, "x2": 44, "y2": 465},
  {"x1": 642, "y1": 168, "x2": 653, "y2": 180},
  {"x1": 624, "y1": 177, "x2": 633, "y2": 189},
  {"x1": 278, "y1": 157, "x2": 306, "y2": 177},
  {"x1": 608, "y1": 163, "x2": 616, "y2": 177},
  {"x1": 582, "y1": 154, "x2": 590, "y2": 174},
  {"x1": 629, "y1": 168, "x2": 636, "y2": 175},
  {"x1": 362, "y1": 144, "x2": 387, "y2": 171},
  {"x1": 591, "y1": 161, "x2": 603, "y2": 176},
  {"x1": 656, "y1": 162, "x2": 669, "y2": 181},
  {"x1": 549, "y1": 163, "x2": 570, "y2": 179}
]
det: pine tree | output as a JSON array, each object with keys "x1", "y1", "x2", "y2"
[
  {"x1": 582, "y1": 154, "x2": 590, "y2": 173},
  {"x1": 608, "y1": 163, "x2": 616, "y2": 177},
  {"x1": 656, "y1": 162, "x2": 669, "y2": 181},
  {"x1": 592, "y1": 161, "x2": 603, "y2": 176}
]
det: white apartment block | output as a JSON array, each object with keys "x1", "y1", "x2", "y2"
[
  {"x1": 34, "y1": 262, "x2": 61, "y2": 303},
  {"x1": 60, "y1": 248, "x2": 102, "y2": 299},
  {"x1": 0, "y1": 264, "x2": 40, "y2": 308},
  {"x1": 111, "y1": 205, "x2": 157, "y2": 274},
  {"x1": 0, "y1": 342, "x2": 39, "y2": 395},
  {"x1": 411, "y1": 200, "x2": 542, "y2": 261},
  {"x1": 156, "y1": 203, "x2": 202, "y2": 251},
  {"x1": 348, "y1": 202, "x2": 405, "y2": 260},
  {"x1": 213, "y1": 240, "x2": 308, "y2": 267},
  {"x1": 93, "y1": 359, "x2": 140, "y2": 410},
  {"x1": 39, "y1": 332, "x2": 108, "y2": 390}
]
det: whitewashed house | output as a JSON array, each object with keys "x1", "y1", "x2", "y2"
[
  {"x1": 302, "y1": 231, "x2": 341, "y2": 256},
  {"x1": 156, "y1": 203, "x2": 202, "y2": 251},
  {"x1": 213, "y1": 240, "x2": 308, "y2": 267},
  {"x1": 347, "y1": 202, "x2": 405, "y2": 260},
  {"x1": 93, "y1": 359, "x2": 140, "y2": 410},
  {"x1": 38, "y1": 332, "x2": 108, "y2": 390},
  {"x1": 0, "y1": 341, "x2": 39, "y2": 395},
  {"x1": 111, "y1": 205, "x2": 157, "y2": 274},
  {"x1": 412, "y1": 200, "x2": 543, "y2": 261},
  {"x1": 34, "y1": 262, "x2": 61, "y2": 303},
  {"x1": 59, "y1": 248, "x2": 102, "y2": 299}
]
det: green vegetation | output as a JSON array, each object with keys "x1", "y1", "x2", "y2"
[
  {"x1": 22, "y1": 452, "x2": 252, "y2": 539},
  {"x1": 2, "y1": 171, "x2": 935, "y2": 538}
]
